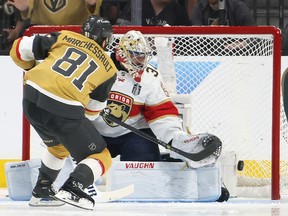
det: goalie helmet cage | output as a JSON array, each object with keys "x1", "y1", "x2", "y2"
[{"x1": 21, "y1": 25, "x2": 282, "y2": 200}]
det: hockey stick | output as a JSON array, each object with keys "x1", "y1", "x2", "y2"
[
  {"x1": 89, "y1": 184, "x2": 134, "y2": 203},
  {"x1": 100, "y1": 109, "x2": 220, "y2": 162}
]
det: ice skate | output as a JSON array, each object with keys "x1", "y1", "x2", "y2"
[
  {"x1": 54, "y1": 177, "x2": 94, "y2": 210},
  {"x1": 29, "y1": 178, "x2": 64, "y2": 207}
]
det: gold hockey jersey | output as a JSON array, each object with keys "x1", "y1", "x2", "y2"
[
  {"x1": 10, "y1": 30, "x2": 117, "y2": 119},
  {"x1": 21, "y1": 0, "x2": 102, "y2": 25}
]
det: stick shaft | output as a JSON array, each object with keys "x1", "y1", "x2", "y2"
[{"x1": 100, "y1": 111, "x2": 219, "y2": 161}]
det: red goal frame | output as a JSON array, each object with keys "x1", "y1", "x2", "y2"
[{"x1": 21, "y1": 25, "x2": 282, "y2": 200}]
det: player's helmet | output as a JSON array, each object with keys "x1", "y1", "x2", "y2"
[
  {"x1": 82, "y1": 15, "x2": 112, "y2": 46},
  {"x1": 115, "y1": 30, "x2": 152, "y2": 82}
]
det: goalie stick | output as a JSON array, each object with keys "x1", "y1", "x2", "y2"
[
  {"x1": 100, "y1": 110, "x2": 220, "y2": 162},
  {"x1": 88, "y1": 184, "x2": 134, "y2": 203}
]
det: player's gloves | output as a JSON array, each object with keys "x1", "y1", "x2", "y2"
[{"x1": 169, "y1": 131, "x2": 222, "y2": 168}]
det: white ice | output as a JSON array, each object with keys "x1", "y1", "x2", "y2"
[{"x1": 1, "y1": 189, "x2": 288, "y2": 216}]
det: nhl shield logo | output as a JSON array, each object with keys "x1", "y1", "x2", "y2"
[
  {"x1": 44, "y1": 0, "x2": 66, "y2": 13},
  {"x1": 103, "y1": 92, "x2": 133, "y2": 127}
]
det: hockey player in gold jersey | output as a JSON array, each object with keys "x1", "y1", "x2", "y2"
[
  {"x1": 8, "y1": 0, "x2": 102, "y2": 25},
  {"x1": 10, "y1": 16, "x2": 117, "y2": 210}
]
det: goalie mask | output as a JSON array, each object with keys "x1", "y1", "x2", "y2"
[{"x1": 116, "y1": 30, "x2": 152, "y2": 82}]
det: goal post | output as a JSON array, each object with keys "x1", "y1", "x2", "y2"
[{"x1": 21, "y1": 25, "x2": 282, "y2": 200}]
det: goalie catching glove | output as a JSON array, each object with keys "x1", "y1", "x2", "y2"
[{"x1": 169, "y1": 131, "x2": 222, "y2": 168}]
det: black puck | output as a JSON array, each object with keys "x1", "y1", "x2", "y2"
[{"x1": 237, "y1": 160, "x2": 244, "y2": 171}]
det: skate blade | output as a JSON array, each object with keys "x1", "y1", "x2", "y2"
[
  {"x1": 29, "y1": 196, "x2": 65, "y2": 207},
  {"x1": 54, "y1": 190, "x2": 94, "y2": 211}
]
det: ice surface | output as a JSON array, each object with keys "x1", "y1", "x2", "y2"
[{"x1": 1, "y1": 188, "x2": 288, "y2": 216}]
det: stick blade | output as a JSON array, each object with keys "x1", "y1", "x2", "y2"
[{"x1": 93, "y1": 184, "x2": 134, "y2": 203}]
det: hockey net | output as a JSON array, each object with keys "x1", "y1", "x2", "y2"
[{"x1": 21, "y1": 25, "x2": 284, "y2": 200}]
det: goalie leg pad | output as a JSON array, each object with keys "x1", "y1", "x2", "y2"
[{"x1": 106, "y1": 161, "x2": 221, "y2": 201}]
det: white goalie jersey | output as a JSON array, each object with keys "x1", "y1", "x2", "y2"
[{"x1": 92, "y1": 62, "x2": 183, "y2": 143}]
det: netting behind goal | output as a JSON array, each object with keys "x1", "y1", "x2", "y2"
[{"x1": 21, "y1": 26, "x2": 283, "y2": 200}]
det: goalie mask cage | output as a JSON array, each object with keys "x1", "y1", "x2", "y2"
[{"x1": 21, "y1": 25, "x2": 283, "y2": 200}]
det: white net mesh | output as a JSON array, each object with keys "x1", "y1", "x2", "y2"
[
  {"x1": 107, "y1": 32, "x2": 287, "y2": 198},
  {"x1": 24, "y1": 26, "x2": 285, "y2": 199}
]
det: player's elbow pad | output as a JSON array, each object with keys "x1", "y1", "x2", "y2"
[{"x1": 10, "y1": 36, "x2": 36, "y2": 70}]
